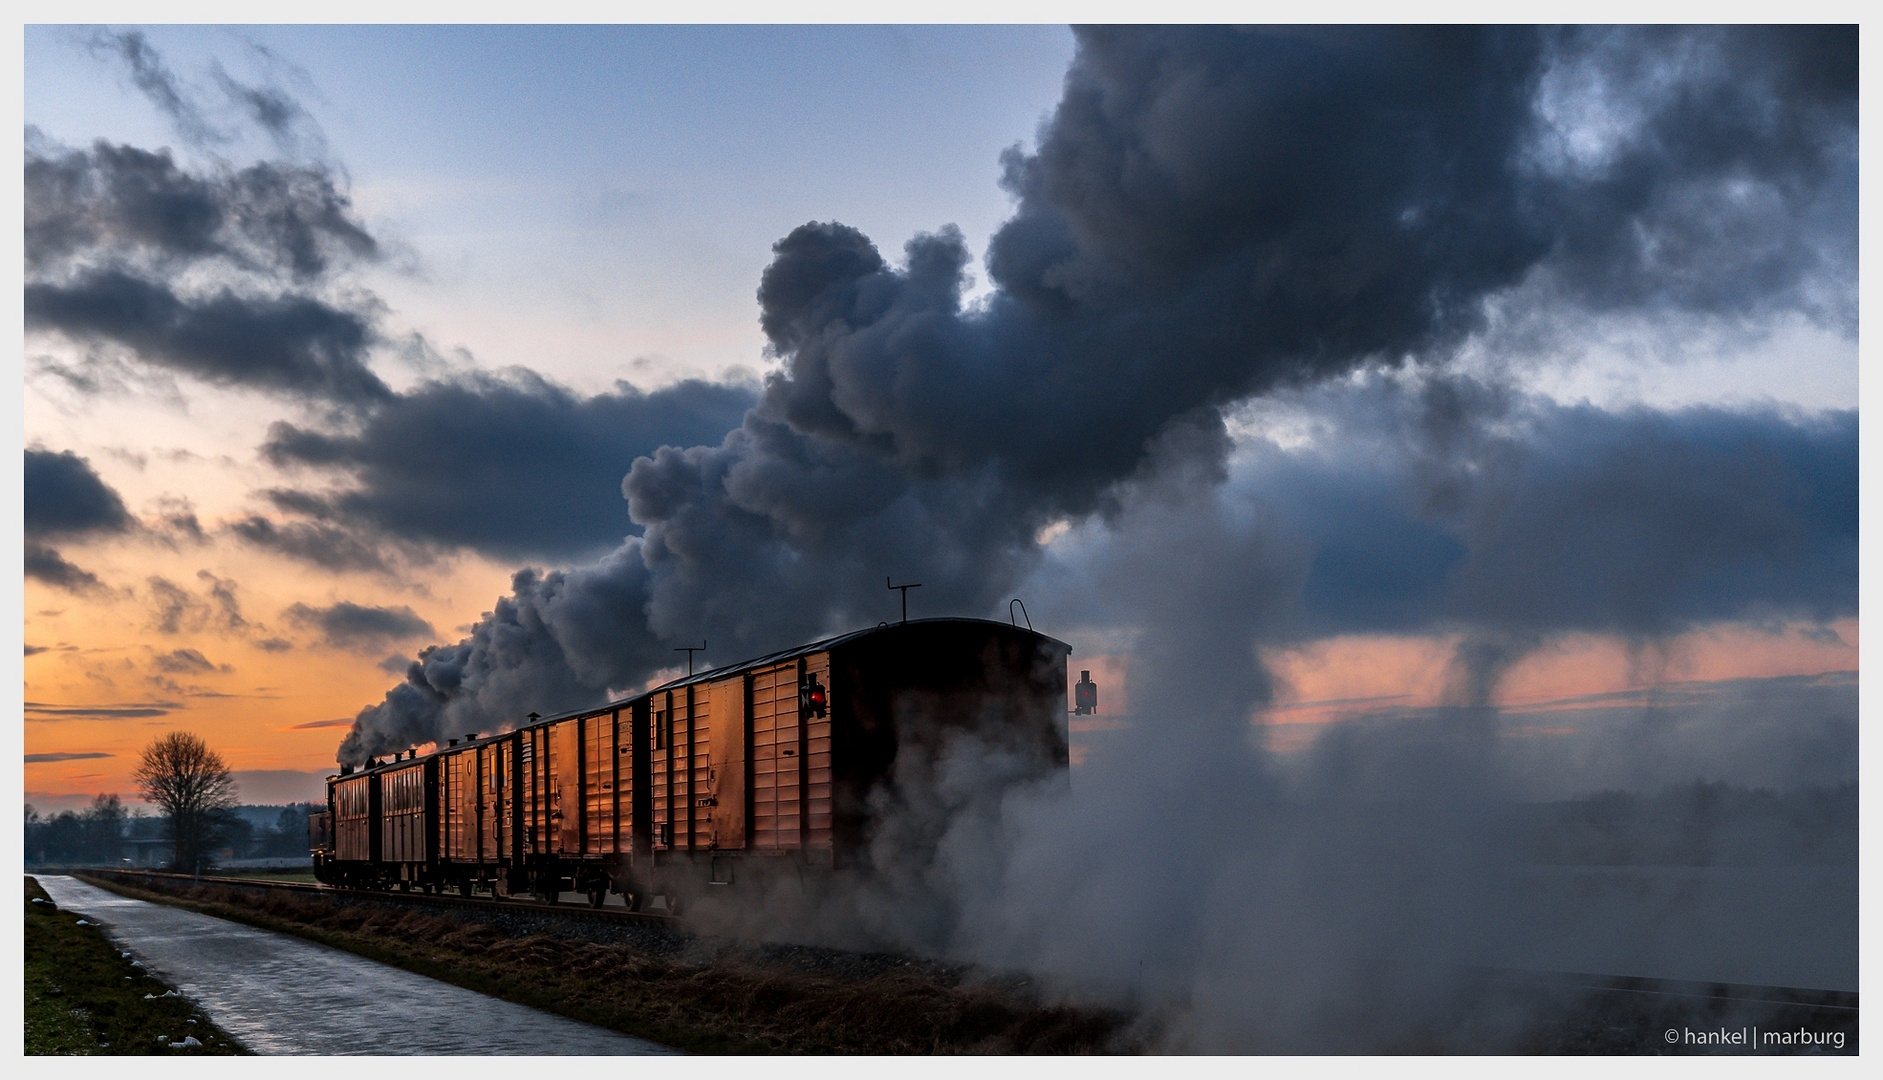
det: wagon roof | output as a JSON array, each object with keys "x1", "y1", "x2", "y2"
[
  {"x1": 336, "y1": 617, "x2": 1069, "y2": 778},
  {"x1": 647, "y1": 616, "x2": 1069, "y2": 697}
]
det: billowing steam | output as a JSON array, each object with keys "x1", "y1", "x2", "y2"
[
  {"x1": 340, "y1": 26, "x2": 1852, "y2": 762},
  {"x1": 324, "y1": 26, "x2": 1854, "y2": 1050}
]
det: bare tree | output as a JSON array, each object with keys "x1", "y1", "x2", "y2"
[{"x1": 132, "y1": 731, "x2": 237, "y2": 871}]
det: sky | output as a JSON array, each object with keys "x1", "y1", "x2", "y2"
[{"x1": 17, "y1": 23, "x2": 1861, "y2": 831}]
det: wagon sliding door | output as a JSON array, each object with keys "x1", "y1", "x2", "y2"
[
  {"x1": 750, "y1": 663, "x2": 801, "y2": 851},
  {"x1": 553, "y1": 720, "x2": 581, "y2": 854},
  {"x1": 708, "y1": 677, "x2": 746, "y2": 850},
  {"x1": 479, "y1": 742, "x2": 506, "y2": 862},
  {"x1": 583, "y1": 711, "x2": 619, "y2": 855}
]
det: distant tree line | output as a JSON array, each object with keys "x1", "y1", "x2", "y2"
[
  {"x1": 24, "y1": 797, "x2": 321, "y2": 866},
  {"x1": 24, "y1": 731, "x2": 325, "y2": 869},
  {"x1": 23, "y1": 794, "x2": 130, "y2": 864}
]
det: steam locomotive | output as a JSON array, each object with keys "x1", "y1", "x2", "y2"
[{"x1": 309, "y1": 618, "x2": 1071, "y2": 912}]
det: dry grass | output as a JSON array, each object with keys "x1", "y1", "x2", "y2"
[{"x1": 75, "y1": 873, "x2": 1136, "y2": 1054}]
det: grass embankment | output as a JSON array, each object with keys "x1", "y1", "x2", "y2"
[
  {"x1": 207, "y1": 868, "x2": 319, "y2": 884},
  {"x1": 74, "y1": 873, "x2": 1133, "y2": 1054},
  {"x1": 24, "y1": 877, "x2": 245, "y2": 1055}
]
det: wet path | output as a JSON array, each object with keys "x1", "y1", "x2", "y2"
[{"x1": 35, "y1": 875, "x2": 676, "y2": 1055}]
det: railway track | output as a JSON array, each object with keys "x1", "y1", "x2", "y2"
[{"x1": 73, "y1": 868, "x2": 682, "y2": 927}]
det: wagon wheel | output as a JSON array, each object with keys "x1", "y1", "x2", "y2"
[
  {"x1": 587, "y1": 885, "x2": 606, "y2": 908},
  {"x1": 623, "y1": 891, "x2": 643, "y2": 912}
]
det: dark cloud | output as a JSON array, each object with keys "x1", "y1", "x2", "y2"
[
  {"x1": 1441, "y1": 405, "x2": 1855, "y2": 636},
  {"x1": 24, "y1": 448, "x2": 132, "y2": 538},
  {"x1": 24, "y1": 701, "x2": 174, "y2": 721},
  {"x1": 27, "y1": 139, "x2": 376, "y2": 280},
  {"x1": 260, "y1": 372, "x2": 757, "y2": 562},
  {"x1": 25, "y1": 752, "x2": 115, "y2": 763},
  {"x1": 26, "y1": 270, "x2": 389, "y2": 406},
  {"x1": 151, "y1": 647, "x2": 226, "y2": 674},
  {"x1": 144, "y1": 571, "x2": 250, "y2": 636},
  {"x1": 211, "y1": 61, "x2": 328, "y2": 158},
  {"x1": 152, "y1": 498, "x2": 208, "y2": 545},
  {"x1": 84, "y1": 29, "x2": 224, "y2": 148},
  {"x1": 25, "y1": 542, "x2": 106, "y2": 593},
  {"x1": 284, "y1": 601, "x2": 436, "y2": 652},
  {"x1": 228, "y1": 514, "x2": 396, "y2": 573},
  {"x1": 28, "y1": 42, "x2": 386, "y2": 410},
  {"x1": 146, "y1": 576, "x2": 204, "y2": 634},
  {"x1": 288, "y1": 717, "x2": 355, "y2": 730},
  {"x1": 1030, "y1": 379, "x2": 1856, "y2": 707},
  {"x1": 1263, "y1": 388, "x2": 1856, "y2": 641},
  {"x1": 202, "y1": 572, "x2": 250, "y2": 632},
  {"x1": 255, "y1": 637, "x2": 294, "y2": 653},
  {"x1": 26, "y1": 645, "x2": 50, "y2": 657}
]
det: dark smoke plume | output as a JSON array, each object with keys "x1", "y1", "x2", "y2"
[
  {"x1": 320, "y1": 26, "x2": 1854, "y2": 1048},
  {"x1": 338, "y1": 26, "x2": 1853, "y2": 763},
  {"x1": 337, "y1": 546, "x2": 668, "y2": 763}
]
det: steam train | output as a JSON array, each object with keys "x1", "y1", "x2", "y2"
[{"x1": 309, "y1": 618, "x2": 1071, "y2": 911}]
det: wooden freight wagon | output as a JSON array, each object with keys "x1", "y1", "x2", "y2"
[
  {"x1": 315, "y1": 618, "x2": 1071, "y2": 909},
  {"x1": 380, "y1": 760, "x2": 433, "y2": 868}
]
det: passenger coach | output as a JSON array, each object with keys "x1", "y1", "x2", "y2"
[{"x1": 310, "y1": 617, "x2": 1071, "y2": 911}]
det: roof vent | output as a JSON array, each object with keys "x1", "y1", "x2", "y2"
[{"x1": 448, "y1": 739, "x2": 459, "y2": 747}]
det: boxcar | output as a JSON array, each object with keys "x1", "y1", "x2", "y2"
[{"x1": 312, "y1": 617, "x2": 1071, "y2": 909}]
